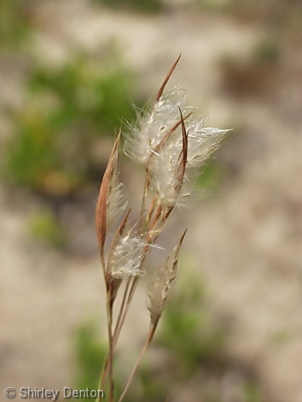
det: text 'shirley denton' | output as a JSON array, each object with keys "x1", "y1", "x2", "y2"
[
  {"x1": 18, "y1": 387, "x2": 105, "y2": 400},
  {"x1": 20, "y1": 388, "x2": 59, "y2": 401}
]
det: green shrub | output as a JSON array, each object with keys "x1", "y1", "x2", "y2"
[
  {"x1": 95, "y1": 0, "x2": 164, "y2": 14},
  {"x1": 3, "y1": 53, "x2": 138, "y2": 195}
]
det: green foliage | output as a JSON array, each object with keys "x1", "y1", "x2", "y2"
[
  {"x1": 0, "y1": 0, "x2": 32, "y2": 51},
  {"x1": 196, "y1": 160, "x2": 226, "y2": 191},
  {"x1": 136, "y1": 365, "x2": 167, "y2": 402},
  {"x1": 74, "y1": 322, "x2": 107, "y2": 396},
  {"x1": 29, "y1": 209, "x2": 68, "y2": 250},
  {"x1": 252, "y1": 38, "x2": 280, "y2": 65},
  {"x1": 95, "y1": 0, "x2": 164, "y2": 14},
  {"x1": 3, "y1": 53, "x2": 138, "y2": 195},
  {"x1": 27, "y1": 55, "x2": 136, "y2": 134},
  {"x1": 158, "y1": 270, "x2": 225, "y2": 374},
  {"x1": 195, "y1": 0, "x2": 236, "y2": 13},
  {"x1": 241, "y1": 379, "x2": 263, "y2": 402}
]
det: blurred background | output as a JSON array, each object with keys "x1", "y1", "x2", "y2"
[{"x1": 1, "y1": 0, "x2": 302, "y2": 401}]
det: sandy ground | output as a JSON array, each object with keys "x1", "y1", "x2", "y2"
[{"x1": 1, "y1": 1, "x2": 302, "y2": 401}]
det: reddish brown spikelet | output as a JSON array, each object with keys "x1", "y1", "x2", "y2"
[
  {"x1": 153, "y1": 111, "x2": 192, "y2": 156},
  {"x1": 178, "y1": 107, "x2": 188, "y2": 182},
  {"x1": 155, "y1": 54, "x2": 181, "y2": 103},
  {"x1": 96, "y1": 134, "x2": 121, "y2": 256},
  {"x1": 148, "y1": 229, "x2": 187, "y2": 326}
]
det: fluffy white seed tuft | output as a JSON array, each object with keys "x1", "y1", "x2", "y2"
[
  {"x1": 124, "y1": 88, "x2": 189, "y2": 164},
  {"x1": 110, "y1": 234, "x2": 147, "y2": 279}
]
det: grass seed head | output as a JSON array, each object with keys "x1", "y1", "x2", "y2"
[{"x1": 147, "y1": 230, "x2": 186, "y2": 326}]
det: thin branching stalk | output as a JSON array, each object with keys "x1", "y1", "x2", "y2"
[
  {"x1": 113, "y1": 278, "x2": 132, "y2": 345},
  {"x1": 113, "y1": 276, "x2": 139, "y2": 344}
]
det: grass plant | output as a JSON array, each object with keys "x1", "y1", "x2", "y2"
[{"x1": 95, "y1": 55, "x2": 228, "y2": 401}]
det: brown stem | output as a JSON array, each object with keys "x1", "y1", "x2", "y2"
[
  {"x1": 99, "y1": 276, "x2": 135, "y2": 394},
  {"x1": 107, "y1": 286, "x2": 115, "y2": 402},
  {"x1": 113, "y1": 277, "x2": 139, "y2": 344},
  {"x1": 99, "y1": 284, "x2": 115, "y2": 401},
  {"x1": 113, "y1": 278, "x2": 132, "y2": 346},
  {"x1": 118, "y1": 320, "x2": 159, "y2": 402}
]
